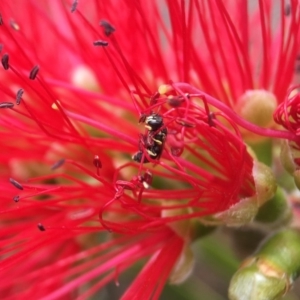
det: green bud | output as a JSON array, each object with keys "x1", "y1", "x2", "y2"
[
  {"x1": 236, "y1": 90, "x2": 277, "y2": 128},
  {"x1": 229, "y1": 229, "x2": 300, "y2": 300},
  {"x1": 253, "y1": 161, "x2": 277, "y2": 206},
  {"x1": 258, "y1": 229, "x2": 300, "y2": 280},
  {"x1": 215, "y1": 196, "x2": 258, "y2": 227},
  {"x1": 229, "y1": 262, "x2": 287, "y2": 300},
  {"x1": 211, "y1": 161, "x2": 276, "y2": 227},
  {"x1": 255, "y1": 187, "x2": 291, "y2": 226},
  {"x1": 215, "y1": 160, "x2": 277, "y2": 226}
]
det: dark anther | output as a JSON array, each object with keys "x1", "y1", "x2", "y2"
[
  {"x1": 9, "y1": 178, "x2": 24, "y2": 190},
  {"x1": 51, "y1": 159, "x2": 65, "y2": 170},
  {"x1": 1, "y1": 53, "x2": 9, "y2": 70},
  {"x1": 71, "y1": 0, "x2": 78, "y2": 13},
  {"x1": 167, "y1": 95, "x2": 184, "y2": 107},
  {"x1": 285, "y1": 4, "x2": 291, "y2": 16},
  {"x1": 29, "y1": 65, "x2": 39, "y2": 80},
  {"x1": 208, "y1": 112, "x2": 215, "y2": 127},
  {"x1": 0, "y1": 14, "x2": 3, "y2": 25},
  {"x1": 16, "y1": 88, "x2": 24, "y2": 105},
  {"x1": 93, "y1": 155, "x2": 102, "y2": 168},
  {"x1": 93, "y1": 40, "x2": 109, "y2": 47},
  {"x1": 37, "y1": 223, "x2": 46, "y2": 231},
  {"x1": 13, "y1": 195, "x2": 20, "y2": 202},
  {"x1": 100, "y1": 20, "x2": 115, "y2": 36},
  {"x1": 150, "y1": 92, "x2": 160, "y2": 106},
  {"x1": 0, "y1": 102, "x2": 14, "y2": 109}
]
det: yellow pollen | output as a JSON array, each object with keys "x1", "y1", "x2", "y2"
[
  {"x1": 158, "y1": 84, "x2": 173, "y2": 95},
  {"x1": 51, "y1": 100, "x2": 61, "y2": 110}
]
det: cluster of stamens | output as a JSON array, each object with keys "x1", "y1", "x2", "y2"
[{"x1": 274, "y1": 86, "x2": 300, "y2": 138}]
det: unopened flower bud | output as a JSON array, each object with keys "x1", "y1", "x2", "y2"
[
  {"x1": 253, "y1": 161, "x2": 277, "y2": 206},
  {"x1": 255, "y1": 187, "x2": 291, "y2": 226},
  {"x1": 215, "y1": 196, "x2": 258, "y2": 226},
  {"x1": 229, "y1": 229, "x2": 300, "y2": 300},
  {"x1": 236, "y1": 90, "x2": 277, "y2": 127},
  {"x1": 228, "y1": 261, "x2": 287, "y2": 300},
  {"x1": 215, "y1": 161, "x2": 276, "y2": 226}
]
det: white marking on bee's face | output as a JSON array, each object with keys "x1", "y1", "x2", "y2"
[
  {"x1": 153, "y1": 139, "x2": 162, "y2": 145},
  {"x1": 145, "y1": 115, "x2": 155, "y2": 123},
  {"x1": 147, "y1": 149, "x2": 157, "y2": 156}
]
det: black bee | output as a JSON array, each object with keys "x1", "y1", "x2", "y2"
[
  {"x1": 145, "y1": 114, "x2": 164, "y2": 131},
  {"x1": 151, "y1": 127, "x2": 167, "y2": 145},
  {"x1": 132, "y1": 132, "x2": 164, "y2": 163},
  {"x1": 133, "y1": 113, "x2": 167, "y2": 163},
  {"x1": 132, "y1": 143, "x2": 164, "y2": 163},
  {"x1": 132, "y1": 150, "x2": 149, "y2": 163}
]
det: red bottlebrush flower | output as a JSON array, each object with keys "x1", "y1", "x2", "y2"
[
  {"x1": 274, "y1": 86, "x2": 300, "y2": 137},
  {"x1": 0, "y1": 0, "x2": 289, "y2": 298},
  {"x1": 176, "y1": 0, "x2": 300, "y2": 108}
]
